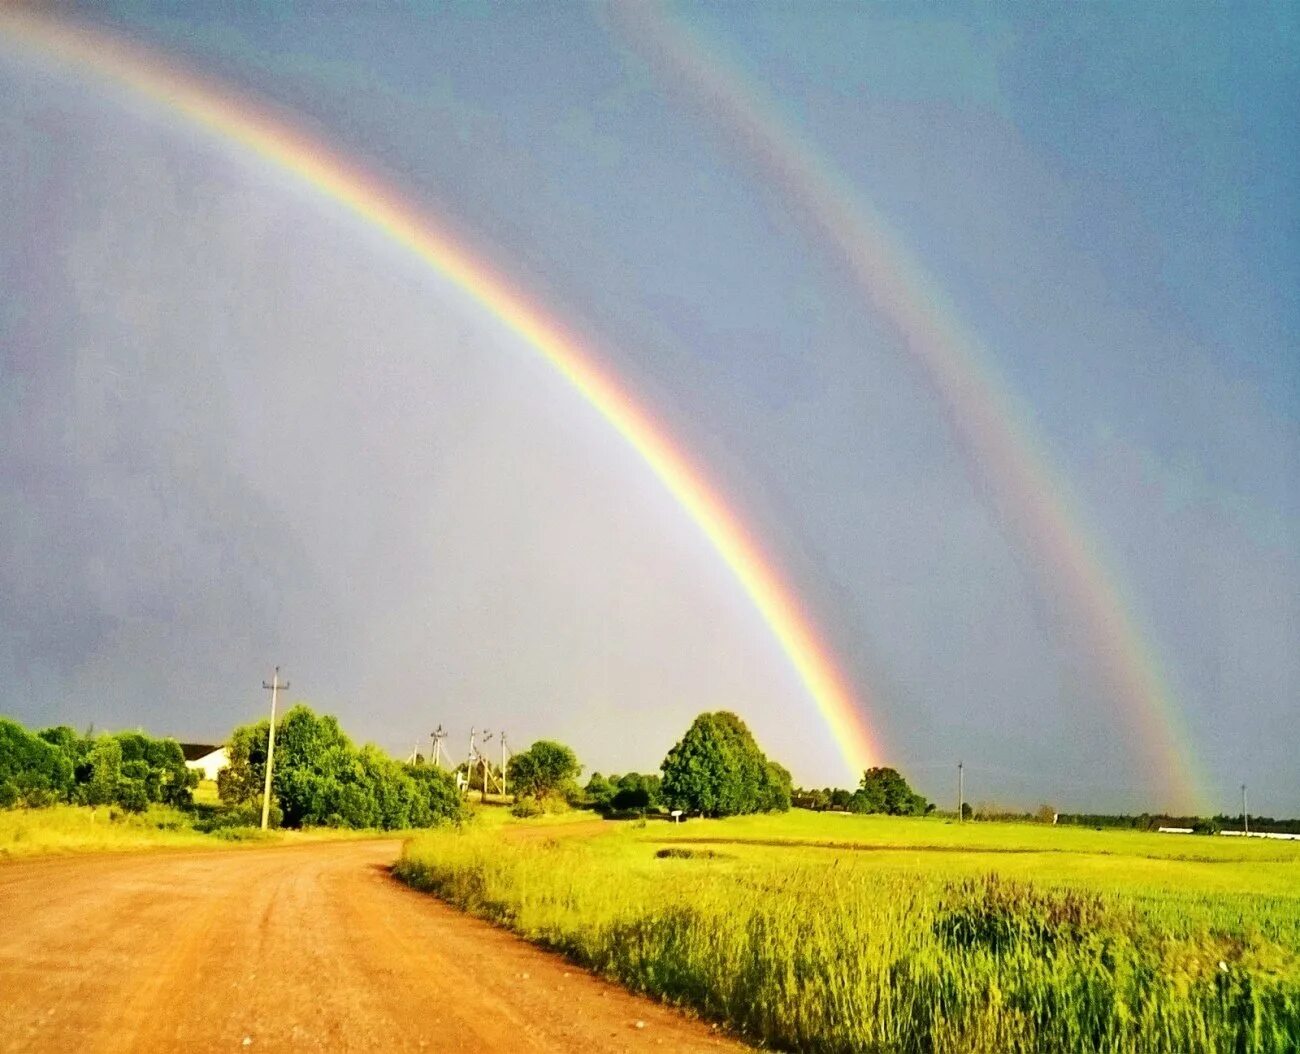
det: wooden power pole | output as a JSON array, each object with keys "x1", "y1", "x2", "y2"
[
  {"x1": 260, "y1": 666, "x2": 289, "y2": 831},
  {"x1": 500, "y1": 733, "x2": 508, "y2": 798}
]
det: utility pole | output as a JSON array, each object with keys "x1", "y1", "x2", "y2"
[
  {"x1": 957, "y1": 761, "x2": 964, "y2": 823},
  {"x1": 480, "y1": 731, "x2": 494, "y2": 801},
  {"x1": 1242, "y1": 784, "x2": 1249, "y2": 835},
  {"x1": 430, "y1": 725, "x2": 446, "y2": 769},
  {"x1": 500, "y1": 732, "x2": 508, "y2": 798},
  {"x1": 260, "y1": 666, "x2": 288, "y2": 831}
]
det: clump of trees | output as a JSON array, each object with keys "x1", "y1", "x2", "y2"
[
  {"x1": 793, "y1": 768, "x2": 932, "y2": 817},
  {"x1": 585, "y1": 771, "x2": 664, "y2": 813},
  {"x1": 219, "y1": 705, "x2": 464, "y2": 830},
  {"x1": 660, "y1": 711, "x2": 791, "y2": 817},
  {"x1": 506, "y1": 740, "x2": 581, "y2": 814},
  {"x1": 793, "y1": 787, "x2": 856, "y2": 811},
  {"x1": 0, "y1": 717, "x2": 195, "y2": 811},
  {"x1": 854, "y1": 767, "x2": 931, "y2": 816}
]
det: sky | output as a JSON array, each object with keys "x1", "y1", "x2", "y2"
[{"x1": 1, "y1": 2, "x2": 1296, "y2": 814}]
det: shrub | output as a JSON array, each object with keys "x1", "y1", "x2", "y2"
[
  {"x1": 511, "y1": 796, "x2": 544, "y2": 818},
  {"x1": 655, "y1": 847, "x2": 730, "y2": 860},
  {"x1": 612, "y1": 786, "x2": 651, "y2": 811},
  {"x1": 116, "y1": 781, "x2": 150, "y2": 814}
]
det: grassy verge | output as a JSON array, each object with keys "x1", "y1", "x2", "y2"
[
  {"x1": 0, "y1": 803, "x2": 389, "y2": 860},
  {"x1": 395, "y1": 813, "x2": 1300, "y2": 1053}
]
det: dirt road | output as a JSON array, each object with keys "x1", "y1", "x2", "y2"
[{"x1": 0, "y1": 840, "x2": 745, "y2": 1052}]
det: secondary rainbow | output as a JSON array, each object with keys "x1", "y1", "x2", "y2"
[
  {"x1": 1, "y1": 11, "x2": 881, "y2": 778},
  {"x1": 616, "y1": 4, "x2": 1203, "y2": 809}
]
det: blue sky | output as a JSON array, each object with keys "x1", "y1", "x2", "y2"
[{"x1": 1, "y1": 2, "x2": 1295, "y2": 812}]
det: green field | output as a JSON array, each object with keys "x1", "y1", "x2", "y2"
[{"x1": 397, "y1": 810, "x2": 1300, "y2": 1053}]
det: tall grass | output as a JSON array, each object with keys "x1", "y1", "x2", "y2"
[
  {"x1": 396, "y1": 823, "x2": 1300, "y2": 1053},
  {"x1": 0, "y1": 803, "x2": 383, "y2": 859},
  {"x1": 0, "y1": 803, "x2": 224, "y2": 857}
]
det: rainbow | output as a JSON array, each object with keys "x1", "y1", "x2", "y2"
[
  {"x1": 0, "y1": 11, "x2": 882, "y2": 778},
  {"x1": 615, "y1": 5, "x2": 1203, "y2": 810}
]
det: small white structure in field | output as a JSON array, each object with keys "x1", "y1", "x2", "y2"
[
  {"x1": 670, "y1": 809, "x2": 683, "y2": 824},
  {"x1": 181, "y1": 743, "x2": 228, "y2": 782},
  {"x1": 1157, "y1": 826, "x2": 1194, "y2": 834}
]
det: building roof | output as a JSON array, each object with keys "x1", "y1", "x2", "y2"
[{"x1": 179, "y1": 742, "x2": 223, "y2": 762}]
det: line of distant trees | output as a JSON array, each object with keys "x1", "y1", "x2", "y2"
[
  {"x1": 1057, "y1": 813, "x2": 1300, "y2": 835},
  {"x1": 0, "y1": 717, "x2": 195, "y2": 812},
  {"x1": 794, "y1": 767, "x2": 933, "y2": 816},
  {"x1": 508, "y1": 712, "x2": 793, "y2": 819}
]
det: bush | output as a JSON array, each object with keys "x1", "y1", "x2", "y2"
[
  {"x1": 612, "y1": 787, "x2": 651, "y2": 811},
  {"x1": 655, "y1": 847, "x2": 730, "y2": 860},
  {"x1": 116, "y1": 782, "x2": 149, "y2": 814},
  {"x1": 511, "y1": 796, "x2": 545, "y2": 818},
  {"x1": 194, "y1": 801, "x2": 282, "y2": 832}
]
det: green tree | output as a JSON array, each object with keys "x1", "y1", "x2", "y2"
[
  {"x1": 82, "y1": 736, "x2": 123, "y2": 807},
  {"x1": 507, "y1": 740, "x2": 581, "y2": 801},
  {"x1": 219, "y1": 704, "x2": 463, "y2": 830},
  {"x1": 0, "y1": 718, "x2": 73, "y2": 806},
  {"x1": 615, "y1": 772, "x2": 663, "y2": 808},
  {"x1": 585, "y1": 772, "x2": 615, "y2": 807},
  {"x1": 37, "y1": 725, "x2": 91, "y2": 787},
  {"x1": 217, "y1": 719, "x2": 270, "y2": 806},
  {"x1": 405, "y1": 763, "x2": 468, "y2": 827},
  {"x1": 758, "y1": 759, "x2": 793, "y2": 812},
  {"x1": 660, "y1": 711, "x2": 790, "y2": 817},
  {"x1": 851, "y1": 767, "x2": 929, "y2": 816},
  {"x1": 114, "y1": 731, "x2": 194, "y2": 807}
]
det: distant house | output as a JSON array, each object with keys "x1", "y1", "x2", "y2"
[{"x1": 180, "y1": 743, "x2": 228, "y2": 782}]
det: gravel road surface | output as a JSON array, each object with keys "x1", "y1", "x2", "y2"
[{"x1": 0, "y1": 840, "x2": 745, "y2": 1052}]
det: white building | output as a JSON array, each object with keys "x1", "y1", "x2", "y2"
[{"x1": 181, "y1": 743, "x2": 228, "y2": 782}]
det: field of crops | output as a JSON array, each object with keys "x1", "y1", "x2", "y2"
[{"x1": 397, "y1": 811, "x2": 1300, "y2": 1053}]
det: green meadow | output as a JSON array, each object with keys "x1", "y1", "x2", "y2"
[{"x1": 397, "y1": 811, "x2": 1300, "y2": 1053}]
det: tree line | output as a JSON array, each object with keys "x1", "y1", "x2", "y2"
[
  {"x1": 497, "y1": 712, "x2": 793, "y2": 818},
  {"x1": 792, "y1": 767, "x2": 932, "y2": 816},
  {"x1": 0, "y1": 717, "x2": 195, "y2": 812},
  {"x1": 3, "y1": 705, "x2": 947, "y2": 828}
]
